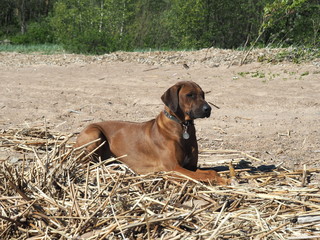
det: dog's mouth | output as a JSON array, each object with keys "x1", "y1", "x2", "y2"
[
  {"x1": 186, "y1": 109, "x2": 211, "y2": 119},
  {"x1": 186, "y1": 103, "x2": 212, "y2": 119},
  {"x1": 197, "y1": 111, "x2": 211, "y2": 118}
]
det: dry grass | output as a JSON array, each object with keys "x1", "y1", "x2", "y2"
[{"x1": 1, "y1": 124, "x2": 320, "y2": 239}]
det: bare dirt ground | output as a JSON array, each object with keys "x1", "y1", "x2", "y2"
[{"x1": 1, "y1": 48, "x2": 320, "y2": 173}]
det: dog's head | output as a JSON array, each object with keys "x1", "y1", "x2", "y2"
[{"x1": 161, "y1": 81, "x2": 211, "y2": 121}]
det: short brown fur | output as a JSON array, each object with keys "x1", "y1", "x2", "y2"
[{"x1": 75, "y1": 81, "x2": 230, "y2": 184}]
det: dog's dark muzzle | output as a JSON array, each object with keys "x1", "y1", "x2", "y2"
[
  {"x1": 202, "y1": 103, "x2": 211, "y2": 118},
  {"x1": 189, "y1": 102, "x2": 211, "y2": 119}
]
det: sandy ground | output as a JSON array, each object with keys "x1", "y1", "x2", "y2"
[{"x1": 1, "y1": 49, "x2": 320, "y2": 172}]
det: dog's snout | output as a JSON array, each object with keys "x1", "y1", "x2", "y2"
[
  {"x1": 203, "y1": 103, "x2": 211, "y2": 113},
  {"x1": 201, "y1": 103, "x2": 211, "y2": 118}
]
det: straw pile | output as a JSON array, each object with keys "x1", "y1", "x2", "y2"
[{"x1": 1, "y1": 125, "x2": 320, "y2": 239}]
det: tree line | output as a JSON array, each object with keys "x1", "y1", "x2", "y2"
[{"x1": 0, "y1": 0, "x2": 319, "y2": 54}]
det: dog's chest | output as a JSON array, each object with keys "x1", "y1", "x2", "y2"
[
  {"x1": 183, "y1": 155, "x2": 192, "y2": 166},
  {"x1": 179, "y1": 137, "x2": 197, "y2": 167}
]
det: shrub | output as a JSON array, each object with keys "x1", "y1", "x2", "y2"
[{"x1": 11, "y1": 20, "x2": 54, "y2": 44}]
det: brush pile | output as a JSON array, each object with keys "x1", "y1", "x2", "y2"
[
  {"x1": 1, "y1": 125, "x2": 320, "y2": 239},
  {"x1": 1, "y1": 47, "x2": 319, "y2": 68}
]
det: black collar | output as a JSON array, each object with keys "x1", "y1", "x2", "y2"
[
  {"x1": 163, "y1": 110, "x2": 193, "y2": 139},
  {"x1": 163, "y1": 110, "x2": 193, "y2": 127}
]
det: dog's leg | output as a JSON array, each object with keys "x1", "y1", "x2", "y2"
[
  {"x1": 75, "y1": 124, "x2": 113, "y2": 161},
  {"x1": 172, "y1": 166, "x2": 230, "y2": 185}
]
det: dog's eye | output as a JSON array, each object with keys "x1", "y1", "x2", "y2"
[{"x1": 186, "y1": 93, "x2": 194, "y2": 98}]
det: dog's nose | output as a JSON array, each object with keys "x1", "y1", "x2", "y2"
[{"x1": 203, "y1": 103, "x2": 211, "y2": 113}]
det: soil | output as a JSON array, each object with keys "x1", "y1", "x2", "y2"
[{"x1": 1, "y1": 49, "x2": 320, "y2": 173}]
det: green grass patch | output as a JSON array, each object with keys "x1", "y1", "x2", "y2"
[
  {"x1": 237, "y1": 70, "x2": 282, "y2": 82},
  {"x1": 0, "y1": 44, "x2": 65, "y2": 54},
  {"x1": 238, "y1": 71, "x2": 250, "y2": 77},
  {"x1": 251, "y1": 71, "x2": 265, "y2": 78},
  {"x1": 0, "y1": 44, "x2": 195, "y2": 55},
  {"x1": 238, "y1": 71, "x2": 266, "y2": 79},
  {"x1": 262, "y1": 47, "x2": 320, "y2": 64},
  {"x1": 301, "y1": 71, "x2": 310, "y2": 77}
]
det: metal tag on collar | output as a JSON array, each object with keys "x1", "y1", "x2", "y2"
[{"x1": 182, "y1": 124, "x2": 190, "y2": 139}]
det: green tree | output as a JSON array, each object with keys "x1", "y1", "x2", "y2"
[
  {"x1": 165, "y1": 0, "x2": 269, "y2": 49},
  {"x1": 0, "y1": 0, "x2": 56, "y2": 42},
  {"x1": 1, "y1": 0, "x2": 319, "y2": 53},
  {"x1": 262, "y1": 0, "x2": 320, "y2": 47},
  {"x1": 129, "y1": 0, "x2": 171, "y2": 49},
  {"x1": 50, "y1": 0, "x2": 133, "y2": 53}
]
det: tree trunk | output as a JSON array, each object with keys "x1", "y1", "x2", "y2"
[{"x1": 19, "y1": 0, "x2": 27, "y2": 34}]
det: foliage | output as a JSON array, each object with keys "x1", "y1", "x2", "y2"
[
  {"x1": 129, "y1": 0, "x2": 171, "y2": 49},
  {"x1": 275, "y1": 47, "x2": 320, "y2": 63},
  {"x1": 11, "y1": 19, "x2": 54, "y2": 44},
  {"x1": 50, "y1": 0, "x2": 133, "y2": 54},
  {"x1": 0, "y1": 0, "x2": 319, "y2": 54},
  {"x1": 166, "y1": 0, "x2": 270, "y2": 49},
  {"x1": 262, "y1": 0, "x2": 320, "y2": 47}
]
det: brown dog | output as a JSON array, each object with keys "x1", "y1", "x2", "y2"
[{"x1": 75, "y1": 81, "x2": 229, "y2": 184}]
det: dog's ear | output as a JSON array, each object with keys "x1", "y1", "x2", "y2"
[{"x1": 161, "y1": 84, "x2": 181, "y2": 112}]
